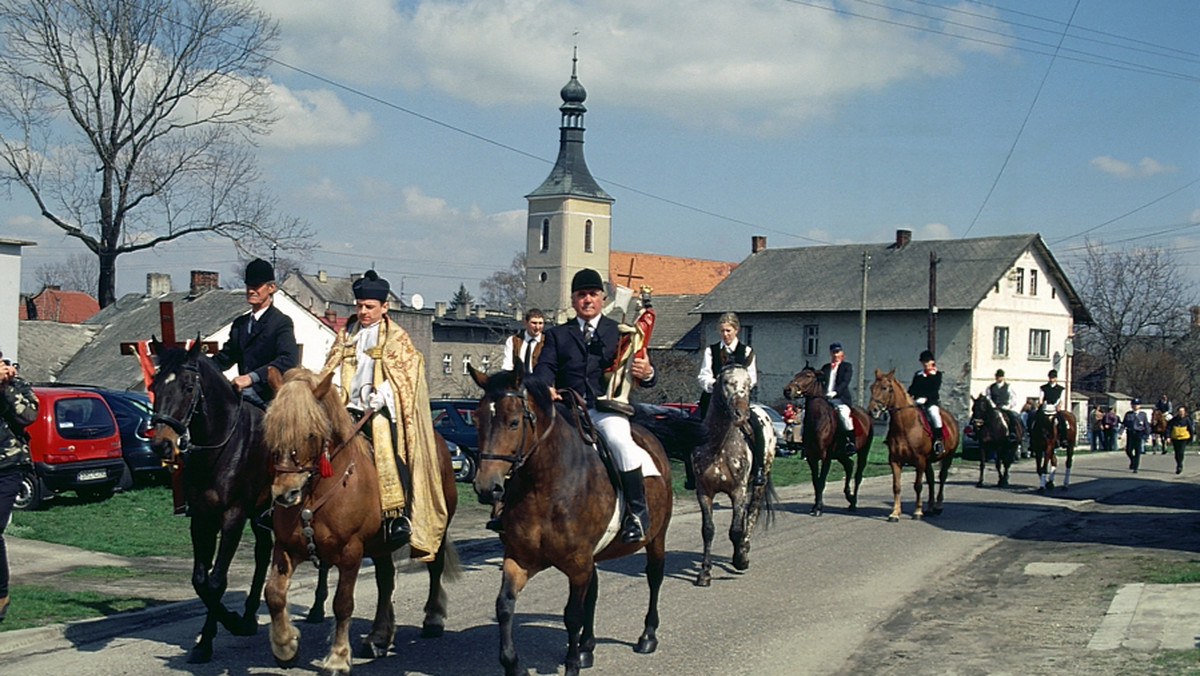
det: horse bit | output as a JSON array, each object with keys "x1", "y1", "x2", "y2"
[{"x1": 151, "y1": 357, "x2": 243, "y2": 469}]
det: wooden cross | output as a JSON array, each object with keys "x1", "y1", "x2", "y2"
[
  {"x1": 615, "y1": 258, "x2": 644, "y2": 288},
  {"x1": 119, "y1": 301, "x2": 218, "y2": 356}
]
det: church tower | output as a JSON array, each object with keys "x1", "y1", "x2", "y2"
[{"x1": 525, "y1": 50, "x2": 613, "y2": 324}]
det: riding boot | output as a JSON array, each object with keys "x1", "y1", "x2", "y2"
[
  {"x1": 749, "y1": 422, "x2": 766, "y2": 486},
  {"x1": 383, "y1": 513, "x2": 412, "y2": 549},
  {"x1": 618, "y1": 469, "x2": 651, "y2": 543},
  {"x1": 930, "y1": 427, "x2": 945, "y2": 460}
]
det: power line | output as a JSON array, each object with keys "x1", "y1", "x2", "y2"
[{"x1": 1048, "y1": 177, "x2": 1200, "y2": 245}]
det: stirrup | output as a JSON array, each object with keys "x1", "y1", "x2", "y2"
[
  {"x1": 620, "y1": 515, "x2": 647, "y2": 543},
  {"x1": 384, "y1": 515, "x2": 412, "y2": 547}
]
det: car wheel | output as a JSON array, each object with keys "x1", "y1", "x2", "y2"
[
  {"x1": 455, "y1": 452, "x2": 477, "y2": 483},
  {"x1": 14, "y1": 468, "x2": 45, "y2": 511},
  {"x1": 78, "y1": 484, "x2": 116, "y2": 502},
  {"x1": 116, "y1": 461, "x2": 134, "y2": 492}
]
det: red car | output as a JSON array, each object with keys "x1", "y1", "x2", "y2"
[{"x1": 15, "y1": 387, "x2": 126, "y2": 510}]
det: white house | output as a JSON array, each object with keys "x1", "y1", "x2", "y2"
[{"x1": 0, "y1": 237, "x2": 36, "y2": 362}]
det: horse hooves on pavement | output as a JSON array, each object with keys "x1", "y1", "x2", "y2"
[
  {"x1": 304, "y1": 609, "x2": 325, "y2": 624},
  {"x1": 634, "y1": 635, "x2": 659, "y2": 654},
  {"x1": 274, "y1": 652, "x2": 300, "y2": 670},
  {"x1": 358, "y1": 638, "x2": 389, "y2": 659},
  {"x1": 579, "y1": 650, "x2": 594, "y2": 669},
  {"x1": 188, "y1": 644, "x2": 214, "y2": 664},
  {"x1": 231, "y1": 617, "x2": 259, "y2": 637},
  {"x1": 810, "y1": 506, "x2": 823, "y2": 516},
  {"x1": 1046, "y1": 482, "x2": 1055, "y2": 491},
  {"x1": 976, "y1": 481, "x2": 985, "y2": 488},
  {"x1": 887, "y1": 515, "x2": 900, "y2": 523},
  {"x1": 912, "y1": 513, "x2": 923, "y2": 520},
  {"x1": 694, "y1": 573, "x2": 711, "y2": 587},
  {"x1": 421, "y1": 622, "x2": 445, "y2": 639}
]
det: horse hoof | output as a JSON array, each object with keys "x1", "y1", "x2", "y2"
[
  {"x1": 358, "y1": 639, "x2": 388, "y2": 659},
  {"x1": 304, "y1": 609, "x2": 326, "y2": 624},
  {"x1": 912, "y1": 513, "x2": 923, "y2": 520},
  {"x1": 694, "y1": 574, "x2": 711, "y2": 587},
  {"x1": 1036, "y1": 487, "x2": 1045, "y2": 494},
  {"x1": 421, "y1": 622, "x2": 445, "y2": 639},
  {"x1": 847, "y1": 503, "x2": 858, "y2": 512},
  {"x1": 810, "y1": 506, "x2": 822, "y2": 517},
  {"x1": 1046, "y1": 481, "x2": 1055, "y2": 491},
  {"x1": 274, "y1": 652, "x2": 300, "y2": 670},
  {"x1": 232, "y1": 617, "x2": 259, "y2": 637},
  {"x1": 579, "y1": 650, "x2": 594, "y2": 669},
  {"x1": 188, "y1": 644, "x2": 214, "y2": 664},
  {"x1": 975, "y1": 481, "x2": 984, "y2": 488},
  {"x1": 887, "y1": 515, "x2": 899, "y2": 523},
  {"x1": 634, "y1": 635, "x2": 659, "y2": 654}
]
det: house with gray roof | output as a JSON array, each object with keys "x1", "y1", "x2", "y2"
[{"x1": 696, "y1": 231, "x2": 1091, "y2": 420}]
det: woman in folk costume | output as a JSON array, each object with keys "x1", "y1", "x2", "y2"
[{"x1": 322, "y1": 270, "x2": 449, "y2": 560}]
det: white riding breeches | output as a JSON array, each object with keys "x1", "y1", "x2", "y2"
[
  {"x1": 835, "y1": 404, "x2": 853, "y2": 431},
  {"x1": 591, "y1": 409, "x2": 642, "y2": 472},
  {"x1": 927, "y1": 404, "x2": 943, "y2": 429}
]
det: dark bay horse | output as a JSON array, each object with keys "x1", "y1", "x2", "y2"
[
  {"x1": 969, "y1": 395, "x2": 1022, "y2": 488},
  {"x1": 783, "y1": 365, "x2": 873, "y2": 516},
  {"x1": 1150, "y1": 409, "x2": 1169, "y2": 453},
  {"x1": 262, "y1": 367, "x2": 458, "y2": 674},
  {"x1": 868, "y1": 368, "x2": 959, "y2": 522},
  {"x1": 470, "y1": 366, "x2": 672, "y2": 676},
  {"x1": 691, "y1": 364, "x2": 776, "y2": 587},
  {"x1": 1028, "y1": 408, "x2": 1077, "y2": 491}
]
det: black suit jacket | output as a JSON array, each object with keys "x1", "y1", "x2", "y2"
[
  {"x1": 532, "y1": 315, "x2": 656, "y2": 409},
  {"x1": 212, "y1": 303, "x2": 299, "y2": 402},
  {"x1": 819, "y1": 360, "x2": 854, "y2": 406}
]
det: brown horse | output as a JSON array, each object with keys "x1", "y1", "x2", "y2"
[
  {"x1": 470, "y1": 366, "x2": 672, "y2": 676},
  {"x1": 867, "y1": 368, "x2": 959, "y2": 522},
  {"x1": 1150, "y1": 409, "x2": 1169, "y2": 453},
  {"x1": 692, "y1": 364, "x2": 776, "y2": 586},
  {"x1": 783, "y1": 365, "x2": 873, "y2": 516},
  {"x1": 262, "y1": 367, "x2": 458, "y2": 675},
  {"x1": 1028, "y1": 408, "x2": 1077, "y2": 491}
]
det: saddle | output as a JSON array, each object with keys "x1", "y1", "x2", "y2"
[
  {"x1": 561, "y1": 389, "x2": 623, "y2": 493},
  {"x1": 915, "y1": 407, "x2": 947, "y2": 440}
]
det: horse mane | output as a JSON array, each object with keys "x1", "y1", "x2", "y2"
[
  {"x1": 483, "y1": 368, "x2": 556, "y2": 417},
  {"x1": 152, "y1": 346, "x2": 236, "y2": 399},
  {"x1": 263, "y1": 367, "x2": 353, "y2": 459}
]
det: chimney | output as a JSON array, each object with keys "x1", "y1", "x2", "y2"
[
  {"x1": 147, "y1": 273, "x2": 172, "y2": 297},
  {"x1": 435, "y1": 301, "x2": 447, "y2": 318},
  {"x1": 751, "y1": 236, "x2": 767, "y2": 254},
  {"x1": 317, "y1": 270, "x2": 327, "y2": 283},
  {"x1": 189, "y1": 270, "x2": 219, "y2": 296},
  {"x1": 455, "y1": 303, "x2": 468, "y2": 320},
  {"x1": 1192, "y1": 305, "x2": 1200, "y2": 326},
  {"x1": 324, "y1": 309, "x2": 337, "y2": 325},
  {"x1": 895, "y1": 228, "x2": 912, "y2": 249},
  {"x1": 350, "y1": 272, "x2": 362, "y2": 282},
  {"x1": 513, "y1": 307, "x2": 522, "y2": 320}
]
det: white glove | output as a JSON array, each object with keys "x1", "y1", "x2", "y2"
[
  {"x1": 367, "y1": 390, "x2": 386, "y2": 412},
  {"x1": 915, "y1": 397, "x2": 927, "y2": 405}
]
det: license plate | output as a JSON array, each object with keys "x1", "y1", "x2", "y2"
[
  {"x1": 451, "y1": 458, "x2": 464, "y2": 471},
  {"x1": 78, "y1": 469, "x2": 107, "y2": 482}
]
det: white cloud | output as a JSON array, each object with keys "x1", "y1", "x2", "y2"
[
  {"x1": 263, "y1": 83, "x2": 373, "y2": 148},
  {"x1": 918, "y1": 222, "x2": 954, "y2": 240},
  {"x1": 257, "y1": 0, "x2": 994, "y2": 134},
  {"x1": 1089, "y1": 155, "x2": 1176, "y2": 179}
]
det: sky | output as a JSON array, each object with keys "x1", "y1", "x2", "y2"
[{"x1": 5, "y1": 0, "x2": 1199, "y2": 306}]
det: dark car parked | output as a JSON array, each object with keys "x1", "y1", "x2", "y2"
[{"x1": 430, "y1": 399, "x2": 480, "y2": 482}]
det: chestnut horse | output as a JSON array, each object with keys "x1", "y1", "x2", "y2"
[
  {"x1": 867, "y1": 368, "x2": 959, "y2": 522},
  {"x1": 1028, "y1": 409, "x2": 1077, "y2": 491},
  {"x1": 1150, "y1": 409, "x2": 1169, "y2": 453},
  {"x1": 470, "y1": 366, "x2": 672, "y2": 676},
  {"x1": 262, "y1": 367, "x2": 458, "y2": 675},
  {"x1": 150, "y1": 342, "x2": 324, "y2": 663},
  {"x1": 692, "y1": 364, "x2": 777, "y2": 587},
  {"x1": 969, "y1": 395, "x2": 1023, "y2": 488},
  {"x1": 783, "y1": 365, "x2": 873, "y2": 516}
]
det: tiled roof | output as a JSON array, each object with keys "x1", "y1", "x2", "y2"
[
  {"x1": 279, "y1": 270, "x2": 402, "y2": 317},
  {"x1": 609, "y1": 250, "x2": 737, "y2": 296},
  {"x1": 695, "y1": 233, "x2": 1090, "y2": 322},
  {"x1": 19, "y1": 288, "x2": 99, "y2": 323},
  {"x1": 16, "y1": 320, "x2": 101, "y2": 383}
]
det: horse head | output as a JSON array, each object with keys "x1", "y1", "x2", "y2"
[
  {"x1": 783, "y1": 363, "x2": 821, "y2": 401},
  {"x1": 469, "y1": 364, "x2": 555, "y2": 508},
  {"x1": 867, "y1": 368, "x2": 906, "y2": 419},
  {"x1": 713, "y1": 364, "x2": 752, "y2": 426},
  {"x1": 149, "y1": 339, "x2": 236, "y2": 467},
  {"x1": 263, "y1": 367, "x2": 347, "y2": 508},
  {"x1": 970, "y1": 394, "x2": 990, "y2": 428}
]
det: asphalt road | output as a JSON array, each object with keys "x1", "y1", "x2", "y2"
[{"x1": 2, "y1": 447, "x2": 1196, "y2": 675}]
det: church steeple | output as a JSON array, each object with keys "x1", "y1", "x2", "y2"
[{"x1": 527, "y1": 48, "x2": 613, "y2": 202}]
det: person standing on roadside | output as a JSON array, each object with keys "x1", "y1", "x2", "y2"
[
  {"x1": 1167, "y1": 405, "x2": 1193, "y2": 475},
  {"x1": 0, "y1": 352, "x2": 38, "y2": 622},
  {"x1": 1101, "y1": 406, "x2": 1119, "y2": 451}
]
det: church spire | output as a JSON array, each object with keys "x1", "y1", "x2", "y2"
[{"x1": 526, "y1": 49, "x2": 613, "y2": 202}]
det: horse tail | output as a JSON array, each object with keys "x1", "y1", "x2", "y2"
[
  {"x1": 440, "y1": 537, "x2": 463, "y2": 583},
  {"x1": 749, "y1": 476, "x2": 779, "y2": 532}
]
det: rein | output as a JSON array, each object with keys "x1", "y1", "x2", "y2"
[
  {"x1": 153, "y1": 358, "x2": 245, "y2": 469},
  {"x1": 479, "y1": 386, "x2": 559, "y2": 481}
]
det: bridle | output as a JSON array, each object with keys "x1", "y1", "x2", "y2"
[
  {"x1": 152, "y1": 356, "x2": 243, "y2": 467},
  {"x1": 478, "y1": 386, "x2": 557, "y2": 482},
  {"x1": 869, "y1": 376, "x2": 917, "y2": 417}
]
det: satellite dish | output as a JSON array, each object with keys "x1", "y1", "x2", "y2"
[{"x1": 410, "y1": 293, "x2": 425, "y2": 310}]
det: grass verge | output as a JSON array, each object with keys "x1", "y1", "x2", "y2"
[{"x1": 0, "y1": 585, "x2": 169, "y2": 632}]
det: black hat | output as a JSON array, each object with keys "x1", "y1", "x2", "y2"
[
  {"x1": 829, "y1": 342, "x2": 843, "y2": 352},
  {"x1": 1048, "y1": 369, "x2": 1058, "y2": 378},
  {"x1": 919, "y1": 350, "x2": 935, "y2": 362},
  {"x1": 571, "y1": 268, "x2": 604, "y2": 292},
  {"x1": 244, "y1": 258, "x2": 275, "y2": 286},
  {"x1": 995, "y1": 369, "x2": 1005, "y2": 377},
  {"x1": 352, "y1": 270, "x2": 390, "y2": 302},
  {"x1": 1132, "y1": 398, "x2": 1141, "y2": 405}
]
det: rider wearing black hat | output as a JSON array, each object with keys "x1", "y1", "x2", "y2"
[
  {"x1": 213, "y1": 258, "x2": 299, "y2": 407},
  {"x1": 1039, "y1": 369, "x2": 1069, "y2": 448},
  {"x1": 908, "y1": 350, "x2": 946, "y2": 459},
  {"x1": 819, "y1": 342, "x2": 857, "y2": 458}
]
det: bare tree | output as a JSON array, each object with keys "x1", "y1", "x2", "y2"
[
  {"x1": 1070, "y1": 241, "x2": 1196, "y2": 391},
  {"x1": 0, "y1": 0, "x2": 311, "y2": 307},
  {"x1": 34, "y1": 252, "x2": 99, "y2": 296},
  {"x1": 480, "y1": 251, "x2": 526, "y2": 315},
  {"x1": 638, "y1": 349, "x2": 701, "y2": 407}
]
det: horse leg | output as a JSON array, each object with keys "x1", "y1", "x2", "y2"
[
  {"x1": 730, "y1": 488, "x2": 750, "y2": 572},
  {"x1": 888, "y1": 462, "x2": 903, "y2": 522},
  {"x1": 1046, "y1": 452, "x2": 1057, "y2": 490},
  {"x1": 840, "y1": 456, "x2": 855, "y2": 508},
  {"x1": 931, "y1": 458, "x2": 948, "y2": 515},
  {"x1": 579, "y1": 566, "x2": 599, "y2": 669},
  {"x1": 912, "y1": 462, "x2": 926, "y2": 520},
  {"x1": 1062, "y1": 445, "x2": 1073, "y2": 489},
  {"x1": 977, "y1": 449, "x2": 986, "y2": 488},
  {"x1": 808, "y1": 456, "x2": 824, "y2": 516},
  {"x1": 849, "y1": 448, "x2": 867, "y2": 511},
  {"x1": 695, "y1": 491, "x2": 715, "y2": 587},
  {"x1": 421, "y1": 536, "x2": 454, "y2": 638},
  {"x1": 497, "y1": 557, "x2": 532, "y2": 676},
  {"x1": 318, "y1": 560, "x2": 360, "y2": 676},
  {"x1": 240, "y1": 519, "x2": 273, "y2": 634},
  {"x1": 187, "y1": 518, "x2": 222, "y2": 664},
  {"x1": 637, "y1": 529, "x2": 666, "y2": 655},
  {"x1": 1036, "y1": 450, "x2": 1047, "y2": 492},
  {"x1": 360, "y1": 555, "x2": 396, "y2": 658},
  {"x1": 562, "y1": 568, "x2": 591, "y2": 676},
  {"x1": 306, "y1": 563, "x2": 329, "y2": 624},
  {"x1": 266, "y1": 546, "x2": 300, "y2": 669}
]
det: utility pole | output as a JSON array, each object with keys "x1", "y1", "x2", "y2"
[
  {"x1": 858, "y1": 251, "x2": 870, "y2": 401},
  {"x1": 928, "y1": 250, "x2": 938, "y2": 353}
]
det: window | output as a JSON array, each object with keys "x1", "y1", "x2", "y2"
[
  {"x1": 480, "y1": 355, "x2": 490, "y2": 372},
  {"x1": 442, "y1": 354, "x2": 452, "y2": 375},
  {"x1": 993, "y1": 326, "x2": 1009, "y2": 357},
  {"x1": 1015, "y1": 267, "x2": 1025, "y2": 295},
  {"x1": 804, "y1": 325, "x2": 819, "y2": 357},
  {"x1": 743, "y1": 325, "x2": 752, "y2": 347},
  {"x1": 584, "y1": 219, "x2": 593, "y2": 253},
  {"x1": 1028, "y1": 329, "x2": 1050, "y2": 360},
  {"x1": 462, "y1": 354, "x2": 472, "y2": 375},
  {"x1": 1029, "y1": 269, "x2": 1038, "y2": 296},
  {"x1": 540, "y1": 219, "x2": 550, "y2": 252}
]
